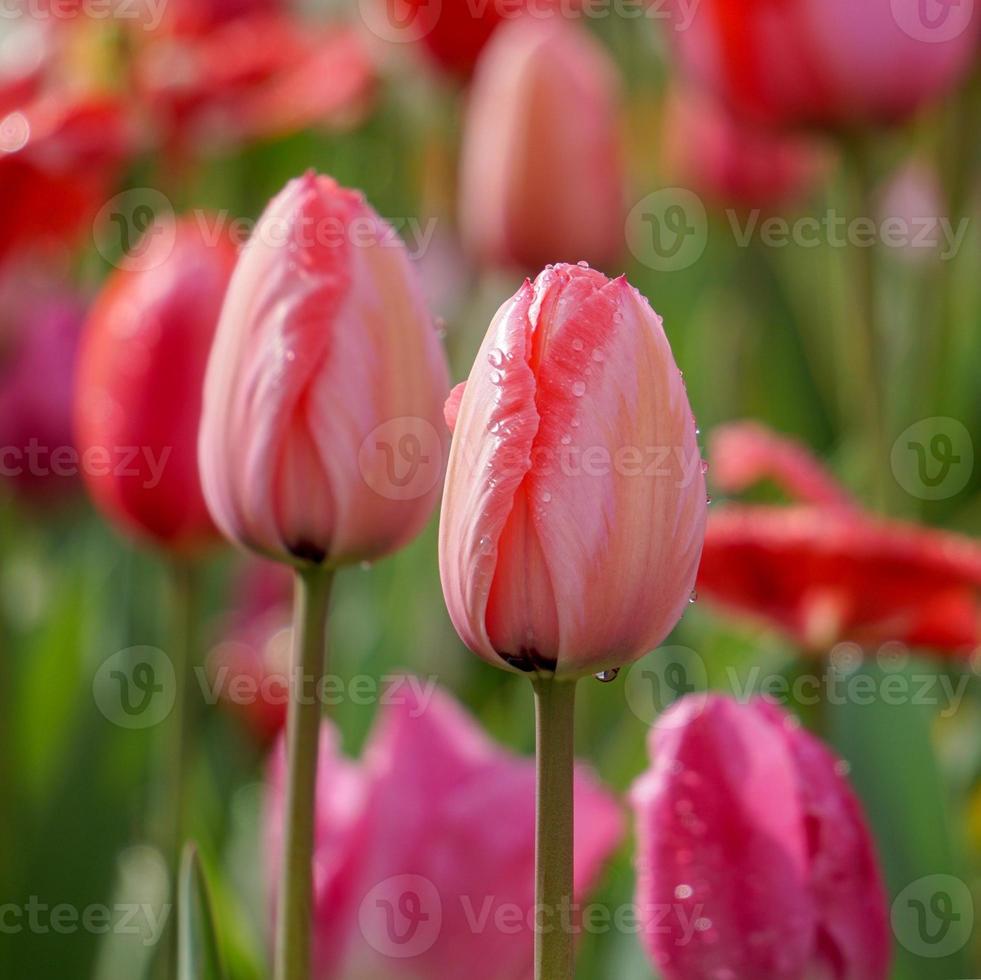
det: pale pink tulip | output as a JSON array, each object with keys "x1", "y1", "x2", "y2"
[
  {"x1": 662, "y1": 0, "x2": 978, "y2": 128},
  {"x1": 459, "y1": 18, "x2": 625, "y2": 272},
  {"x1": 631, "y1": 694, "x2": 890, "y2": 980},
  {"x1": 265, "y1": 682, "x2": 624, "y2": 979},
  {"x1": 199, "y1": 172, "x2": 450, "y2": 567},
  {"x1": 439, "y1": 264, "x2": 707, "y2": 677}
]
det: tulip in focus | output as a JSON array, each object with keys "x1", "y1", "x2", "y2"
[
  {"x1": 697, "y1": 421, "x2": 981, "y2": 653},
  {"x1": 75, "y1": 215, "x2": 238, "y2": 552},
  {"x1": 199, "y1": 172, "x2": 450, "y2": 567},
  {"x1": 265, "y1": 682, "x2": 624, "y2": 978},
  {"x1": 440, "y1": 263, "x2": 707, "y2": 677},
  {"x1": 631, "y1": 694, "x2": 891, "y2": 979},
  {"x1": 662, "y1": 0, "x2": 978, "y2": 128},
  {"x1": 459, "y1": 18, "x2": 625, "y2": 273},
  {"x1": 662, "y1": 88, "x2": 830, "y2": 209}
]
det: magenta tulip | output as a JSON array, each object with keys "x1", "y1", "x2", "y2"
[
  {"x1": 439, "y1": 263, "x2": 707, "y2": 677},
  {"x1": 459, "y1": 17, "x2": 625, "y2": 272},
  {"x1": 662, "y1": 0, "x2": 978, "y2": 128},
  {"x1": 198, "y1": 172, "x2": 450, "y2": 567},
  {"x1": 631, "y1": 694, "x2": 891, "y2": 980},
  {"x1": 265, "y1": 682, "x2": 624, "y2": 978}
]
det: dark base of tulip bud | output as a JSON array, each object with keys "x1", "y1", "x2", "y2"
[
  {"x1": 289, "y1": 540, "x2": 328, "y2": 564},
  {"x1": 500, "y1": 647, "x2": 558, "y2": 674}
]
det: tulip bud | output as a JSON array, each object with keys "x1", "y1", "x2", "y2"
[
  {"x1": 75, "y1": 215, "x2": 237, "y2": 552},
  {"x1": 631, "y1": 695, "x2": 891, "y2": 980},
  {"x1": 199, "y1": 172, "x2": 450, "y2": 567},
  {"x1": 439, "y1": 263, "x2": 706, "y2": 678},
  {"x1": 662, "y1": 0, "x2": 978, "y2": 128},
  {"x1": 459, "y1": 18, "x2": 624, "y2": 273}
]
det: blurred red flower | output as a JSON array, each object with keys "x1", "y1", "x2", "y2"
[
  {"x1": 0, "y1": 95, "x2": 133, "y2": 267},
  {"x1": 134, "y1": 15, "x2": 376, "y2": 154},
  {"x1": 697, "y1": 422, "x2": 981, "y2": 653}
]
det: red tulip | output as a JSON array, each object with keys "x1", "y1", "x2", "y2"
[
  {"x1": 662, "y1": 88, "x2": 831, "y2": 208},
  {"x1": 199, "y1": 172, "x2": 450, "y2": 567},
  {"x1": 0, "y1": 95, "x2": 132, "y2": 267},
  {"x1": 265, "y1": 683, "x2": 624, "y2": 978},
  {"x1": 0, "y1": 267, "x2": 84, "y2": 501},
  {"x1": 697, "y1": 422, "x2": 981, "y2": 652},
  {"x1": 631, "y1": 694, "x2": 891, "y2": 980},
  {"x1": 134, "y1": 17, "x2": 375, "y2": 154},
  {"x1": 459, "y1": 17, "x2": 624, "y2": 272},
  {"x1": 439, "y1": 263, "x2": 706, "y2": 677},
  {"x1": 661, "y1": 0, "x2": 978, "y2": 128},
  {"x1": 75, "y1": 215, "x2": 238, "y2": 552}
]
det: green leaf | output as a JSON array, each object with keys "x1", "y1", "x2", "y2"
[{"x1": 178, "y1": 843, "x2": 226, "y2": 980}]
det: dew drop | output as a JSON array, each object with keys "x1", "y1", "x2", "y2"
[
  {"x1": 674, "y1": 884, "x2": 693, "y2": 900},
  {"x1": 834, "y1": 760, "x2": 851, "y2": 777},
  {"x1": 490, "y1": 369, "x2": 504, "y2": 385},
  {"x1": 541, "y1": 491, "x2": 552, "y2": 503},
  {"x1": 488, "y1": 420, "x2": 502, "y2": 434},
  {"x1": 694, "y1": 917, "x2": 713, "y2": 933},
  {"x1": 359, "y1": 560, "x2": 372, "y2": 571},
  {"x1": 487, "y1": 348, "x2": 505, "y2": 368},
  {"x1": 572, "y1": 338, "x2": 584, "y2": 352},
  {"x1": 577, "y1": 260, "x2": 590, "y2": 268},
  {"x1": 478, "y1": 535, "x2": 493, "y2": 554},
  {"x1": 560, "y1": 434, "x2": 572, "y2": 446},
  {"x1": 572, "y1": 381, "x2": 586, "y2": 397},
  {"x1": 688, "y1": 590, "x2": 698, "y2": 604},
  {"x1": 700, "y1": 459, "x2": 709, "y2": 475},
  {"x1": 594, "y1": 668, "x2": 620, "y2": 683},
  {"x1": 592, "y1": 349, "x2": 604, "y2": 362}
]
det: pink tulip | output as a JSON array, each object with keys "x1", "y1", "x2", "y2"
[
  {"x1": 439, "y1": 263, "x2": 707, "y2": 677},
  {"x1": 265, "y1": 682, "x2": 624, "y2": 978},
  {"x1": 662, "y1": 0, "x2": 978, "y2": 128},
  {"x1": 75, "y1": 215, "x2": 237, "y2": 552},
  {"x1": 631, "y1": 694, "x2": 891, "y2": 980},
  {"x1": 662, "y1": 88, "x2": 830, "y2": 208},
  {"x1": 459, "y1": 18, "x2": 625, "y2": 272},
  {"x1": 199, "y1": 172, "x2": 450, "y2": 567}
]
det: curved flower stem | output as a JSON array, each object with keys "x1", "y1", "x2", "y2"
[
  {"x1": 275, "y1": 566, "x2": 334, "y2": 980},
  {"x1": 531, "y1": 675, "x2": 578, "y2": 980}
]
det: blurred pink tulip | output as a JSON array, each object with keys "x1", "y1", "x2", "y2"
[
  {"x1": 208, "y1": 559, "x2": 294, "y2": 743},
  {"x1": 439, "y1": 263, "x2": 706, "y2": 677},
  {"x1": 631, "y1": 694, "x2": 891, "y2": 980},
  {"x1": 663, "y1": 88, "x2": 831, "y2": 208},
  {"x1": 75, "y1": 215, "x2": 238, "y2": 552},
  {"x1": 662, "y1": 0, "x2": 978, "y2": 128},
  {"x1": 0, "y1": 268, "x2": 84, "y2": 502},
  {"x1": 199, "y1": 172, "x2": 450, "y2": 567},
  {"x1": 459, "y1": 17, "x2": 624, "y2": 272},
  {"x1": 265, "y1": 682, "x2": 624, "y2": 978}
]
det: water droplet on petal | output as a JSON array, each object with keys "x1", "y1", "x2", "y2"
[
  {"x1": 490, "y1": 369, "x2": 504, "y2": 385},
  {"x1": 488, "y1": 348, "x2": 505, "y2": 368},
  {"x1": 592, "y1": 349, "x2": 604, "y2": 362},
  {"x1": 572, "y1": 338, "x2": 584, "y2": 352},
  {"x1": 572, "y1": 381, "x2": 586, "y2": 397},
  {"x1": 541, "y1": 491, "x2": 552, "y2": 503},
  {"x1": 594, "y1": 668, "x2": 619, "y2": 683},
  {"x1": 674, "y1": 884, "x2": 693, "y2": 900}
]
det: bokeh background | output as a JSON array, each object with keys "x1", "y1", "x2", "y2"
[{"x1": 1, "y1": 1, "x2": 979, "y2": 978}]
